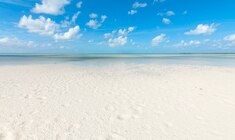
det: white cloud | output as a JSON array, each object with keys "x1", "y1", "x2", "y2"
[
  {"x1": 76, "y1": 1, "x2": 82, "y2": 8},
  {"x1": 128, "y1": 10, "x2": 137, "y2": 15},
  {"x1": 0, "y1": 37, "x2": 51, "y2": 48},
  {"x1": 88, "y1": 40, "x2": 94, "y2": 43},
  {"x1": 101, "y1": 15, "x2": 107, "y2": 22},
  {"x1": 89, "y1": 13, "x2": 98, "y2": 18},
  {"x1": 128, "y1": 27, "x2": 135, "y2": 32},
  {"x1": 54, "y1": 26, "x2": 80, "y2": 41},
  {"x1": 188, "y1": 40, "x2": 201, "y2": 45},
  {"x1": 18, "y1": 15, "x2": 59, "y2": 36},
  {"x1": 105, "y1": 27, "x2": 135, "y2": 47},
  {"x1": 117, "y1": 27, "x2": 135, "y2": 36},
  {"x1": 153, "y1": 0, "x2": 166, "y2": 3},
  {"x1": 0, "y1": 37, "x2": 21, "y2": 47},
  {"x1": 108, "y1": 36, "x2": 127, "y2": 47},
  {"x1": 151, "y1": 34, "x2": 166, "y2": 46},
  {"x1": 61, "y1": 20, "x2": 71, "y2": 28},
  {"x1": 166, "y1": 11, "x2": 175, "y2": 16},
  {"x1": 185, "y1": 24, "x2": 216, "y2": 35},
  {"x1": 130, "y1": 39, "x2": 136, "y2": 45},
  {"x1": 18, "y1": 15, "x2": 81, "y2": 41},
  {"x1": 162, "y1": 18, "x2": 171, "y2": 24},
  {"x1": 224, "y1": 34, "x2": 235, "y2": 41},
  {"x1": 104, "y1": 33, "x2": 112, "y2": 38},
  {"x1": 158, "y1": 11, "x2": 175, "y2": 16},
  {"x1": 86, "y1": 20, "x2": 101, "y2": 29},
  {"x1": 104, "y1": 30, "x2": 117, "y2": 38},
  {"x1": 60, "y1": 11, "x2": 81, "y2": 27},
  {"x1": 175, "y1": 40, "x2": 201, "y2": 47},
  {"x1": 0, "y1": 0, "x2": 31, "y2": 7},
  {"x1": 86, "y1": 14, "x2": 107, "y2": 29},
  {"x1": 0, "y1": 37, "x2": 10, "y2": 44},
  {"x1": 129, "y1": 2, "x2": 146, "y2": 15},
  {"x1": 71, "y1": 11, "x2": 81, "y2": 23},
  {"x1": 224, "y1": 34, "x2": 235, "y2": 46},
  {"x1": 157, "y1": 13, "x2": 164, "y2": 16},
  {"x1": 0, "y1": 37, "x2": 38, "y2": 48},
  {"x1": 32, "y1": 0, "x2": 70, "y2": 15},
  {"x1": 132, "y1": 2, "x2": 147, "y2": 9}
]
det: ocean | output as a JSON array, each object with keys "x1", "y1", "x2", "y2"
[{"x1": 0, "y1": 54, "x2": 235, "y2": 67}]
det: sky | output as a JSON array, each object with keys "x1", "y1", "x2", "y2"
[{"x1": 0, "y1": 0, "x2": 235, "y2": 53}]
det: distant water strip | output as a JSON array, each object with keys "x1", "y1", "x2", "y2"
[{"x1": 0, "y1": 54, "x2": 235, "y2": 67}]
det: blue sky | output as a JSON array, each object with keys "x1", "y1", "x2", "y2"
[{"x1": 0, "y1": 0, "x2": 235, "y2": 53}]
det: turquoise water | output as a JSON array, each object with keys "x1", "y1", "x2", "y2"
[{"x1": 0, "y1": 54, "x2": 235, "y2": 67}]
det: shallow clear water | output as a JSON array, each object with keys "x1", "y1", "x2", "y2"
[{"x1": 0, "y1": 54, "x2": 235, "y2": 67}]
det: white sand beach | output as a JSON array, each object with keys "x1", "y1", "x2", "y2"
[{"x1": 0, "y1": 63, "x2": 235, "y2": 140}]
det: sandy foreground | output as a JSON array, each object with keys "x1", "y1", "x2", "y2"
[{"x1": 0, "y1": 63, "x2": 235, "y2": 140}]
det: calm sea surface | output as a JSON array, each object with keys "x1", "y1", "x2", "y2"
[{"x1": 0, "y1": 54, "x2": 235, "y2": 67}]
